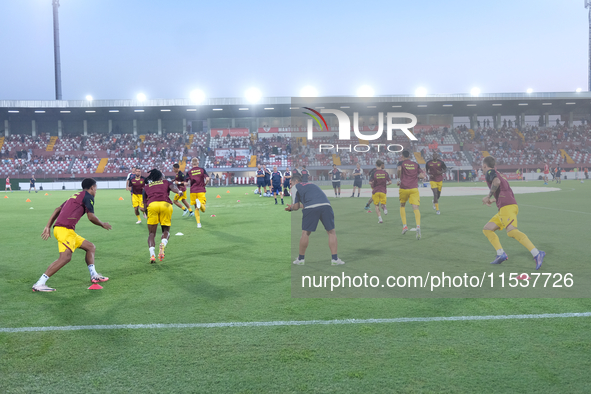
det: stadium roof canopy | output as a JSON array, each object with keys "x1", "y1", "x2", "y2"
[{"x1": 1, "y1": 93, "x2": 591, "y2": 120}]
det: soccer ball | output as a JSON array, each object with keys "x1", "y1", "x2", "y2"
[{"x1": 254, "y1": 189, "x2": 260, "y2": 194}]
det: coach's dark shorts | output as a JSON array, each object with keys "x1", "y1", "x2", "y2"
[
  {"x1": 265, "y1": 179, "x2": 271, "y2": 187},
  {"x1": 257, "y1": 179, "x2": 265, "y2": 187},
  {"x1": 353, "y1": 179, "x2": 362, "y2": 188},
  {"x1": 272, "y1": 184, "x2": 282, "y2": 193},
  {"x1": 332, "y1": 181, "x2": 341, "y2": 188},
  {"x1": 302, "y1": 205, "x2": 335, "y2": 232}
]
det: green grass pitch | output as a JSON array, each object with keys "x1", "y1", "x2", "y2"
[{"x1": 1, "y1": 181, "x2": 590, "y2": 393}]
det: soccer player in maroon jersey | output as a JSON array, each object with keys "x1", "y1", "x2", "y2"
[
  {"x1": 172, "y1": 163, "x2": 193, "y2": 217},
  {"x1": 370, "y1": 160, "x2": 392, "y2": 224},
  {"x1": 481, "y1": 156, "x2": 545, "y2": 269},
  {"x1": 185, "y1": 157, "x2": 210, "y2": 228},
  {"x1": 397, "y1": 150, "x2": 426, "y2": 240},
  {"x1": 32, "y1": 178, "x2": 112, "y2": 292},
  {"x1": 425, "y1": 152, "x2": 447, "y2": 215},
  {"x1": 143, "y1": 169, "x2": 182, "y2": 263},
  {"x1": 126, "y1": 167, "x2": 146, "y2": 224}
]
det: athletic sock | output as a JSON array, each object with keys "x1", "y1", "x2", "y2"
[
  {"x1": 149, "y1": 247, "x2": 155, "y2": 257},
  {"x1": 435, "y1": 203, "x2": 439, "y2": 210},
  {"x1": 414, "y1": 209, "x2": 421, "y2": 226},
  {"x1": 161, "y1": 238, "x2": 168, "y2": 247},
  {"x1": 483, "y1": 229, "x2": 503, "y2": 251},
  {"x1": 400, "y1": 207, "x2": 407, "y2": 225},
  {"x1": 136, "y1": 215, "x2": 141, "y2": 221},
  {"x1": 36, "y1": 273, "x2": 49, "y2": 286},
  {"x1": 497, "y1": 249, "x2": 505, "y2": 256},
  {"x1": 182, "y1": 207, "x2": 186, "y2": 211},
  {"x1": 299, "y1": 254, "x2": 305, "y2": 261},
  {"x1": 88, "y1": 264, "x2": 98, "y2": 276},
  {"x1": 195, "y1": 209, "x2": 201, "y2": 224},
  {"x1": 281, "y1": 199, "x2": 284, "y2": 203},
  {"x1": 188, "y1": 208, "x2": 193, "y2": 212},
  {"x1": 332, "y1": 254, "x2": 338, "y2": 260},
  {"x1": 507, "y1": 229, "x2": 536, "y2": 252},
  {"x1": 275, "y1": 198, "x2": 277, "y2": 203},
  {"x1": 530, "y1": 248, "x2": 540, "y2": 258},
  {"x1": 357, "y1": 193, "x2": 360, "y2": 197}
]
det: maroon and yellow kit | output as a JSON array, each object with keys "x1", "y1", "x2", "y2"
[
  {"x1": 398, "y1": 159, "x2": 421, "y2": 205},
  {"x1": 425, "y1": 159, "x2": 446, "y2": 182},
  {"x1": 186, "y1": 166, "x2": 208, "y2": 209},
  {"x1": 143, "y1": 180, "x2": 174, "y2": 226},
  {"x1": 53, "y1": 190, "x2": 95, "y2": 253},
  {"x1": 486, "y1": 169, "x2": 519, "y2": 230},
  {"x1": 370, "y1": 169, "x2": 391, "y2": 205},
  {"x1": 128, "y1": 176, "x2": 145, "y2": 208}
]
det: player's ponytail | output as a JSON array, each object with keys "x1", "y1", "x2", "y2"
[{"x1": 146, "y1": 169, "x2": 163, "y2": 184}]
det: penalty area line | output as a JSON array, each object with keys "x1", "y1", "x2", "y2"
[{"x1": 1, "y1": 312, "x2": 591, "y2": 333}]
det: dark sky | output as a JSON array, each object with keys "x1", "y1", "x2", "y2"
[{"x1": 0, "y1": 0, "x2": 587, "y2": 100}]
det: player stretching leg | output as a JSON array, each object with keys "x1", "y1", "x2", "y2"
[
  {"x1": 425, "y1": 152, "x2": 447, "y2": 215},
  {"x1": 33, "y1": 178, "x2": 112, "y2": 291},
  {"x1": 397, "y1": 150, "x2": 425, "y2": 240},
  {"x1": 370, "y1": 160, "x2": 391, "y2": 223},
  {"x1": 143, "y1": 169, "x2": 182, "y2": 263},
  {"x1": 185, "y1": 158, "x2": 209, "y2": 229},
  {"x1": 481, "y1": 156, "x2": 545, "y2": 269},
  {"x1": 287, "y1": 174, "x2": 344, "y2": 266},
  {"x1": 172, "y1": 163, "x2": 193, "y2": 217}
]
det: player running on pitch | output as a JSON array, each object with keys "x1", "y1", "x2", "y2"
[
  {"x1": 370, "y1": 160, "x2": 392, "y2": 224},
  {"x1": 5, "y1": 176, "x2": 12, "y2": 192},
  {"x1": 364, "y1": 166, "x2": 379, "y2": 210},
  {"x1": 172, "y1": 163, "x2": 193, "y2": 217},
  {"x1": 185, "y1": 157, "x2": 209, "y2": 228},
  {"x1": 397, "y1": 150, "x2": 425, "y2": 240},
  {"x1": 543, "y1": 161, "x2": 549, "y2": 185},
  {"x1": 143, "y1": 169, "x2": 183, "y2": 263},
  {"x1": 351, "y1": 163, "x2": 363, "y2": 197},
  {"x1": 271, "y1": 165, "x2": 284, "y2": 204},
  {"x1": 126, "y1": 167, "x2": 147, "y2": 224},
  {"x1": 32, "y1": 178, "x2": 112, "y2": 292},
  {"x1": 425, "y1": 152, "x2": 447, "y2": 215},
  {"x1": 287, "y1": 173, "x2": 345, "y2": 266},
  {"x1": 481, "y1": 156, "x2": 545, "y2": 269}
]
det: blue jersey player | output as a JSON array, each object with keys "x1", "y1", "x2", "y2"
[
  {"x1": 286, "y1": 173, "x2": 345, "y2": 266},
  {"x1": 256, "y1": 164, "x2": 267, "y2": 197},
  {"x1": 283, "y1": 167, "x2": 291, "y2": 197},
  {"x1": 270, "y1": 166, "x2": 284, "y2": 204},
  {"x1": 263, "y1": 165, "x2": 272, "y2": 196}
]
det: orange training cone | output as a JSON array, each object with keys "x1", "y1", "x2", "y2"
[
  {"x1": 3, "y1": 195, "x2": 7, "y2": 199},
  {"x1": 88, "y1": 283, "x2": 103, "y2": 290},
  {"x1": 226, "y1": 190, "x2": 230, "y2": 193},
  {"x1": 26, "y1": 198, "x2": 31, "y2": 202},
  {"x1": 44, "y1": 193, "x2": 49, "y2": 196},
  {"x1": 216, "y1": 195, "x2": 221, "y2": 198},
  {"x1": 118, "y1": 197, "x2": 124, "y2": 200}
]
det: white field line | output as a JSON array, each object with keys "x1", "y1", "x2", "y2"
[{"x1": 1, "y1": 312, "x2": 590, "y2": 333}]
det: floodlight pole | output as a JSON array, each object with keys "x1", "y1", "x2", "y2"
[
  {"x1": 587, "y1": 1, "x2": 591, "y2": 91},
  {"x1": 52, "y1": 0, "x2": 62, "y2": 100}
]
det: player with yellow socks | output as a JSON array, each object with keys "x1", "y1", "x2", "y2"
[
  {"x1": 481, "y1": 156, "x2": 545, "y2": 269},
  {"x1": 397, "y1": 150, "x2": 426, "y2": 240},
  {"x1": 425, "y1": 152, "x2": 447, "y2": 215},
  {"x1": 185, "y1": 158, "x2": 210, "y2": 229}
]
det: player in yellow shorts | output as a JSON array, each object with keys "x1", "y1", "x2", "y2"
[
  {"x1": 126, "y1": 167, "x2": 146, "y2": 224},
  {"x1": 185, "y1": 158, "x2": 210, "y2": 229},
  {"x1": 32, "y1": 178, "x2": 112, "y2": 292},
  {"x1": 143, "y1": 169, "x2": 182, "y2": 263},
  {"x1": 482, "y1": 156, "x2": 545, "y2": 269},
  {"x1": 397, "y1": 150, "x2": 426, "y2": 239},
  {"x1": 425, "y1": 152, "x2": 447, "y2": 215},
  {"x1": 172, "y1": 163, "x2": 193, "y2": 217},
  {"x1": 369, "y1": 160, "x2": 391, "y2": 224}
]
